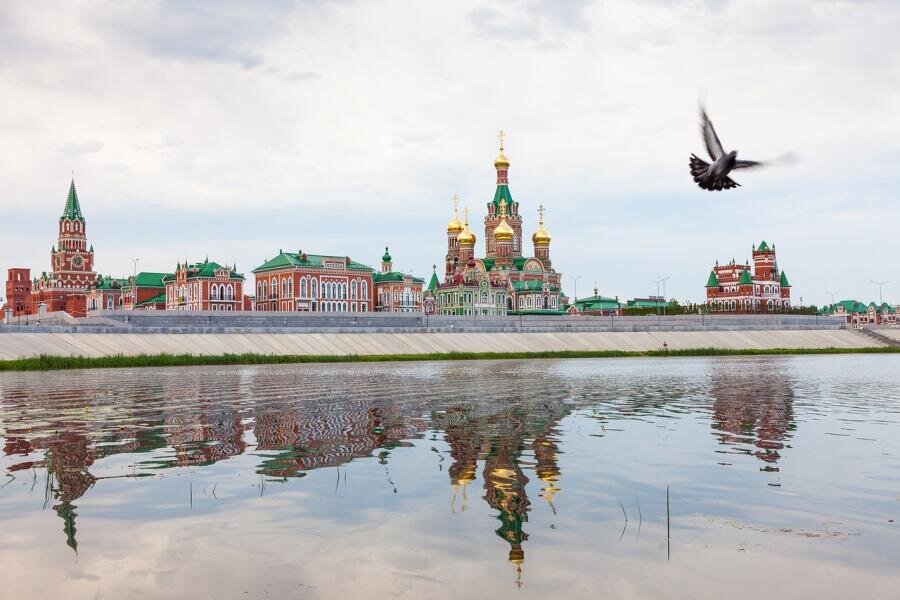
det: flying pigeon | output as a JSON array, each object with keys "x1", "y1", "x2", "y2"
[{"x1": 689, "y1": 106, "x2": 765, "y2": 191}]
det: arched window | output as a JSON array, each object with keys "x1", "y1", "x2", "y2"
[
  {"x1": 211, "y1": 285, "x2": 219, "y2": 300},
  {"x1": 270, "y1": 277, "x2": 278, "y2": 299},
  {"x1": 226, "y1": 284, "x2": 234, "y2": 300},
  {"x1": 301, "y1": 277, "x2": 308, "y2": 298},
  {"x1": 257, "y1": 282, "x2": 263, "y2": 299},
  {"x1": 361, "y1": 281, "x2": 368, "y2": 299},
  {"x1": 281, "y1": 278, "x2": 288, "y2": 297},
  {"x1": 351, "y1": 280, "x2": 358, "y2": 299},
  {"x1": 262, "y1": 281, "x2": 268, "y2": 300},
  {"x1": 107, "y1": 297, "x2": 113, "y2": 309},
  {"x1": 312, "y1": 278, "x2": 318, "y2": 298}
]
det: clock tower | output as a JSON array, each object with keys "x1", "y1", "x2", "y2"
[{"x1": 51, "y1": 179, "x2": 96, "y2": 288}]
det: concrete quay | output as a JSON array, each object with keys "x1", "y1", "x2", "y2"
[{"x1": 0, "y1": 329, "x2": 881, "y2": 361}]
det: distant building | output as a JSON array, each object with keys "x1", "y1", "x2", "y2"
[
  {"x1": 86, "y1": 276, "x2": 126, "y2": 311},
  {"x1": 22, "y1": 180, "x2": 99, "y2": 316},
  {"x1": 123, "y1": 272, "x2": 170, "y2": 310},
  {"x1": 705, "y1": 241, "x2": 791, "y2": 313},
  {"x1": 252, "y1": 251, "x2": 374, "y2": 312},
  {"x1": 164, "y1": 260, "x2": 246, "y2": 311},
  {"x1": 431, "y1": 133, "x2": 567, "y2": 316},
  {"x1": 820, "y1": 300, "x2": 897, "y2": 326},
  {"x1": 4, "y1": 268, "x2": 32, "y2": 316},
  {"x1": 568, "y1": 288, "x2": 621, "y2": 315},
  {"x1": 373, "y1": 247, "x2": 424, "y2": 312}
]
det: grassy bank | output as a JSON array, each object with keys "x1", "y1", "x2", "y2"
[{"x1": 0, "y1": 346, "x2": 898, "y2": 371}]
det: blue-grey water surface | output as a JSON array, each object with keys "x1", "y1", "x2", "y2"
[{"x1": 1, "y1": 355, "x2": 898, "y2": 599}]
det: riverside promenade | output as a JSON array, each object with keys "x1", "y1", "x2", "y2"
[{"x1": 0, "y1": 311, "x2": 883, "y2": 360}]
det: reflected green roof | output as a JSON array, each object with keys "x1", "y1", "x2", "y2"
[{"x1": 372, "y1": 271, "x2": 424, "y2": 284}]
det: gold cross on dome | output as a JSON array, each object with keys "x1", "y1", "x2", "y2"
[
  {"x1": 497, "y1": 129, "x2": 505, "y2": 150},
  {"x1": 464, "y1": 205, "x2": 470, "y2": 225},
  {"x1": 537, "y1": 204, "x2": 545, "y2": 223},
  {"x1": 452, "y1": 193, "x2": 459, "y2": 215}
]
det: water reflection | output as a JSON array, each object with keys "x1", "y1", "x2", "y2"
[
  {"x1": 1, "y1": 357, "x2": 899, "y2": 598},
  {"x1": 709, "y1": 366, "x2": 796, "y2": 470}
]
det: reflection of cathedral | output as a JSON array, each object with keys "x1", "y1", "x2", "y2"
[
  {"x1": 709, "y1": 370, "x2": 795, "y2": 466},
  {"x1": 434, "y1": 400, "x2": 569, "y2": 587}
]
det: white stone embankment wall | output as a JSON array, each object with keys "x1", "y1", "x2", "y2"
[{"x1": 0, "y1": 330, "x2": 878, "y2": 360}]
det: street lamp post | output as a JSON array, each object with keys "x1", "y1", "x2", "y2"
[
  {"x1": 661, "y1": 276, "x2": 671, "y2": 317},
  {"x1": 826, "y1": 290, "x2": 839, "y2": 306},
  {"x1": 871, "y1": 280, "x2": 890, "y2": 307},
  {"x1": 573, "y1": 275, "x2": 582, "y2": 302}
]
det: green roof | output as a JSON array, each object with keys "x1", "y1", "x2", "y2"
[
  {"x1": 706, "y1": 271, "x2": 719, "y2": 287},
  {"x1": 427, "y1": 270, "x2": 440, "y2": 291},
  {"x1": 61, "y1": 179, "x2": 84, "y2": 221},
  {"x1": 757, "y1": 240, "x2": 770, "y2": 252},
  {"x1": 131, "y1": 272, "x2": 169, "y2": 288},
  {"x1": 626, "y1": 298, "x2": 671, "y2": 308},
  {"x1": 739, "y1": 269, "x2": 752, "y2": 285},
  {"x1": 165, "y1": 260, "x2": 245, "y2": 281},
  {"x1": 253, "y1": 251, "x2": 372, "y2": 274},
  {"x1": 382, "y1": 246, "x2": 392, "y2": 263},
  {"x1": 491, "y1": 183, "x2": 515, "y2": 208},
  {"x1": 779, "y1": 271, "x2": 791, "y2": 287},
  {"x1": 92, "y1": 276, "x2": 126, "y2": 291},
  {"x1": 372, "y1": 271, "x2": 424, "y2": 284},
  {"x1": 480, "y1": 258, "x2": 496, "y2": 272},
  {"x1": 136, "y1": 292, "x2": 166, "y2": 306},
  {"x1": 572, "y1": 295, "x2": 621, "y2": 311},
  {"x1": 511, "y1": 280, "x2": 547, "y2": 291}
]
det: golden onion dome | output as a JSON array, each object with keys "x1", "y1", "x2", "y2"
[
  {"x1": 494, "y1": 218, "x2": 514, "y2": 241},
  {"x1": 494, "y1": 150, "x2": 510, "y2": 169},
  {"x1": 457, "y1": 224, "x2": 476, "y2": 246},
  {"x1": 532, "y1": 223, "x2": 551, "y2": 245},
  {"x1": 447, "y1": 215, "x2": 464, "y2": 235}
]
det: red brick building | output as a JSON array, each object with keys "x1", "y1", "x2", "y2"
[
  {"x1": 252, "y1": 250, "x2": 374, "y2": 312},
  {"x1": 123, "y1": 272, "x2": 170, "y2": 310},
  {"x1": 4, "y1": 268, "x2": 32, "y2": 316},
  {"x1": 31, "y1": 180, "x2": 98, "y2": 314},
  {"x1": 373, "y1": 247, "x2": 424, "y2": 312},
  {"x1": 705, "y1": 241, "x2": 791, "y2": 313},
  {"x1": 86, "y1": 276, "x2": 126, "y2": 311},
  {"x1": 164, "y1": 260, "x2": 246, "y2": 311}
]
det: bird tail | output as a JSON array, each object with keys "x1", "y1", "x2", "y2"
[
  {"x1": 698, "y1": 175, "x2": 740, "y2": 191},
  {"x1": 689, "y1": 154, "x2": 709, "y2": 181}
]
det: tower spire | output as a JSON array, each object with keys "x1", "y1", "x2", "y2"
[{"x1": 61, "y1": 177, "x2": 84, "y2": 221}]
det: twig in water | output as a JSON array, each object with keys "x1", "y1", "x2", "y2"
[
  {"x1": 635, "y1": 493, "x2": 643, "y2": 542},
  {"x1": 211, "y1": 483, "x2": 218, "y2": 499},
  {"x1": 190, "y1": 481, "x2": 193, "y2": 509},
  {"x1": 1, "y1": 473, "x2": 14, "y2": 490},
  {"x1": 666, "y1": 485, "x2": 671, "y2": 562},
  {"x1": 617, "y1": 498, "x2": 629, "y2": 542}
]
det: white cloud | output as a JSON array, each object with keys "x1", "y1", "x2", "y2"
[{"x1": 0, "y1": 0, "x2": 898, "y2": 305}]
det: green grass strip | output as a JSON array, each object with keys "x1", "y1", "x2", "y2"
[{"x1": 0, "y1": 346, "x2": 898, "y2": 372}]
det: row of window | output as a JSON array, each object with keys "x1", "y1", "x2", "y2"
[
  {"x1": 378, "y1": 290, "x2": 422, "y2": 305},
  {"x1": 257, "y1": 276, "x2": 369, "y2": 301},
  {"x1": 709, "y1": 299, "x2": 790, "y2": 311}
]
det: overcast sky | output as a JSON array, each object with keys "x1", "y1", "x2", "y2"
[{"x1": 1, "y1": 0, "x2": 898, "y2": 305}]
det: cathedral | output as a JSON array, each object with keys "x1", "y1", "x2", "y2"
[{"x1": 426, "y1": 132, "x2": 567, "y2": 315}]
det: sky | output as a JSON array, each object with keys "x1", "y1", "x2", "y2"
[{"x1": 1, "y1": 0, "x2": 898, "y2": 306}]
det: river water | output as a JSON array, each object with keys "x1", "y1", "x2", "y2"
[{"x1": 1, "y1": 355, "x2": 898, "y2": 599}]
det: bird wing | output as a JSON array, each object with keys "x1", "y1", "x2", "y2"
[
  {"x1": 700, "y1": 106, "x2": 725, "y2": 161},
  {"x1": 733, "y1": 160, "x2": 764, "y2": 170}
]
